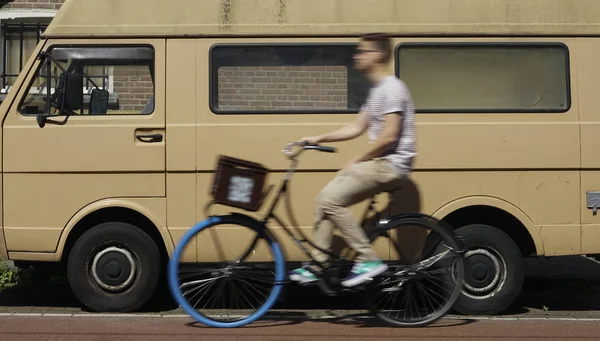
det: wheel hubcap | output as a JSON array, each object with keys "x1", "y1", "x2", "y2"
[
  {"x1": 462, "y1": 248, "x2": 505, "y2": 299},
  {"x1": 91, "y1": 246, "x2": 136, "y2": 292}
]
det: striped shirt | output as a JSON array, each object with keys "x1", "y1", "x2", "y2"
[{"x1": 362, "y1": 75, "x2": 416, "y2": 175}]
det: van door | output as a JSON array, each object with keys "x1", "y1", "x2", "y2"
[{"x1": 2, "y1": 39, "x2": 166, "y2": 253}]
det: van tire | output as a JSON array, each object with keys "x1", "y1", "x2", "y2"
[
  {"x1": 66, "y1": 222, "x2": 161, "y2": 312},
  {"x1": 452, "y1": 224, "x2": 524, "y2": 315}
]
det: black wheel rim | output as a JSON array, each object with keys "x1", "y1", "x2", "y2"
[{"x1": 365, "y1": 218, "x2": 465, "y2": 326}]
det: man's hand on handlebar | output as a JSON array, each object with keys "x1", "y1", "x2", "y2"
[
  {"x1": 283, "y1": 140, "x2": 337, "y2": 158},
  {"x1": 298, "y1": 136, "x2": 322, "y2": 145}
]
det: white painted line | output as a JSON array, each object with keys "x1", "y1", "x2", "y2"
[
  {"x1": 2, "y1": 311, "x2": 600, "y2": 323},
  {"x1": 73, "y1": 314, "x2": 162, "y2": 318},
  {"x1": 446, "y1": 316, "x2": 600, "y2": 322}
]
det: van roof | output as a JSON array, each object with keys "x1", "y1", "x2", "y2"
[{"x1": 43, "y1": 0, "x2": 600, "y2": 38}]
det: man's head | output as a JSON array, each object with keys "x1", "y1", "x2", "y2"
[{"x1": 354, "y1": 33, "x2": 392, "y2": 73}]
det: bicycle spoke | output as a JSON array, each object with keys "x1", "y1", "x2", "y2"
[
  {"x1": 417, "y1": 281, "x2": 442, "y2": 311},
  {"x1": 365, "y1": 217, "x2": 465, "y2": 327},
  {"x1": 170, "y1": 215, "x2": 285, "y2": 326},
  {"x1": 191, "y1": 280, "x2": 218, "y2": 310}
]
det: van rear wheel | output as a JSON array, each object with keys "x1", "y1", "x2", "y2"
[
  {"x1": 453, "y1": 224, "x2": 524, "y2": 315},
  {"x1": 67, "y1": 222, "x2": 161, "y2": 312}
]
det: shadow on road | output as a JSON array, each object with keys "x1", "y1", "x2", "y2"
[
  {"x1": 183, "y1": 313, "x2": 477, "y2": 329},
  {"x1": 2, "y1": 255, "x2": 600, "y2": 316}
]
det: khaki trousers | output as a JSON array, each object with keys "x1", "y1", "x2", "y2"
[{"x1": 311, "y1": 158, "x2": 405, "y2": 263}]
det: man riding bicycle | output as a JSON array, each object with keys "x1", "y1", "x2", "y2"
[{"x1": 289, "y1": 33, "x2": 417, "y2": 288}]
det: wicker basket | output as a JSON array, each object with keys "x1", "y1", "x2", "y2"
[{"x1": 210, "y1": 155, "x2": 269, "y2": 212}]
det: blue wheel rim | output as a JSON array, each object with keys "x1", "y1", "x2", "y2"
[{"x1": 167, "y1": 216, "x2": 285, "y2": 328}]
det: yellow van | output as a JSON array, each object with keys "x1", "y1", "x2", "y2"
[{"x1": 0, "y1": 0, "x2": 595, "y2": 316}]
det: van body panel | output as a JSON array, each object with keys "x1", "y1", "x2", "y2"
[
  {"x1": 9, "y1": 196, "x2": 169, "y2": 260},
  {"x1": 164, "y1": 39, "x2": 197, "y2": 261},
  {"x1": 414, "y1": 170, "x2": 580, "y2": 256},
  {"x1": 7, "y1": 251, "x2": 58, "y2": 262},
  {"x1": 576, "y1": 39, "x2": 600, "y2": 255},
  {"x1": 0, "y1": 175, "x2": 6, "y2": 260},
  {"x1": 166, "y1": 39, "x2": 196, "y2": 172},
  {"x1": 0, "y1": 39, "x2": 47, "y2": 261},
  {"x1": 166, "y1": 173, "x2": 196, "y2": 262},
  {"x1": 3, "y1": 173, "x2": 165, "y2": 252},
  {"x1": 540, "y1": 225, "x2": 582, "y2": 256},
  {"x1": 2, "y1": 38, "x2": 166, "y2": 253},
  {"x1": 42, "y1": 0, "x2": 600, "y2": 38}
]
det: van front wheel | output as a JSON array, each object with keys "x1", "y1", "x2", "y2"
[{"x1": 67, "y1": 222, "x2": 161, "y2": 312}]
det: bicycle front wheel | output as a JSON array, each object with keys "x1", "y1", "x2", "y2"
[
  {"x1": 168, "y1": 214, "x2": 286, "y2": 328},
  {"x1": 364, "y1": 216, "x2": 465, "y2": 327}
]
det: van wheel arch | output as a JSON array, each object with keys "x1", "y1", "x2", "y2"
[
  {"x1": 62, "y1": 207, "x2": 168, "y2": 265},
  {"x1": 62, "y1": 207, "x2": 168, "y2": 312},
  {"x1": 440, "y1": 205, "x2": 533, "y2": 315}
]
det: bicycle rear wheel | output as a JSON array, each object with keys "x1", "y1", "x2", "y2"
[
  {"x1": 364, "y1": 216, "x2": 464, "y2": 327},
  {"x1": 168, "y1": 214, "x2": 286, "y2": 328}
]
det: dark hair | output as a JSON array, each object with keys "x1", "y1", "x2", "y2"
[{"x1": 360, "y1": 33, "x2": 392, "y2": 63}]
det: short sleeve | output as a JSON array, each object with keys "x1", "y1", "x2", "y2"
[{"x1": 381, "y1": 80, "x2": 406, "y2": 115}]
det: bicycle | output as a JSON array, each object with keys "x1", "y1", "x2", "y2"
[{"x1": 167, "y1": 141, "x2": 465, "y2": 328}]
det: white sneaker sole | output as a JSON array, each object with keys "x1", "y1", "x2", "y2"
[
  {"x1": 289, "y1": 273, "x2": 318, "y2": 284},
  {"x1": 341, "y1": 263, "x2": 388, "y2": 287}
]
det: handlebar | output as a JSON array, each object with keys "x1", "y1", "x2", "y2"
[{"x1": 283, "y1": 141, "x2": 337, "y2": 158}]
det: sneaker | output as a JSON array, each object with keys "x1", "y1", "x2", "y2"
[
  {"x1": 341, "y1": 260, "x2": 388, "y2": 287},
  {"x1": 288, "y1": 265, "x2": 319, "y2": 284}
]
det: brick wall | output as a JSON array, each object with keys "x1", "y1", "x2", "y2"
[
  {"x1": 112, "y1": 66, "x2": 154, "y2": 113},
  {"x1": 4, "y1": 0, "x2": 64, "y2": 10},
  {"x1": 217, "y1": 66, "x2": 349, "y2": 111}
]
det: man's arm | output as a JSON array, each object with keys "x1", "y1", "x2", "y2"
[
  {"x1": 355, "y1": 111, "x2": 402, "y2": 162},
  {"x1": 303, "y1": 110, "x2": 369, "y2": 144}
]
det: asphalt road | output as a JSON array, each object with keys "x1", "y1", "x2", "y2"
[{"x1": 2, "y1": 315, "x2": 600, "y2": 341}]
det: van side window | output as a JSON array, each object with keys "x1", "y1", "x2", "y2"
[
  {"x1": 18, "y1": 45, "x2": 155, "y2": 116},
  {"x1": 395, "y1": 43, "x2": 570, "y2": 113},
  {"x1": 210, "y1": 44, "x2": 370, "y2": 114}
]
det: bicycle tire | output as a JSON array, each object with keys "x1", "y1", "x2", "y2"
[
  {"x1": 168, "y1": 214, "x2": 286, "y2": 328},
  {"x1": 364, "y1": 216, "x2": 465, "y2": 327}
]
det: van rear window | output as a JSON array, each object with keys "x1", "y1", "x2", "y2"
[
  {"x1": 209, "y1": 44, "x2": 370, "y2": 114},
  {"x1": 395, "y1": 42, "x2": 570, "y2": 113}
]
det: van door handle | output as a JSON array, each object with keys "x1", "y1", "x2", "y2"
[{"x1": 136, "y1": 133, "x2": 163, "y2": 143}]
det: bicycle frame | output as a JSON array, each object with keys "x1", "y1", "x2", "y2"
[{"x1": 222, "y1": 142, "x2": 384, "y2": 271}]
